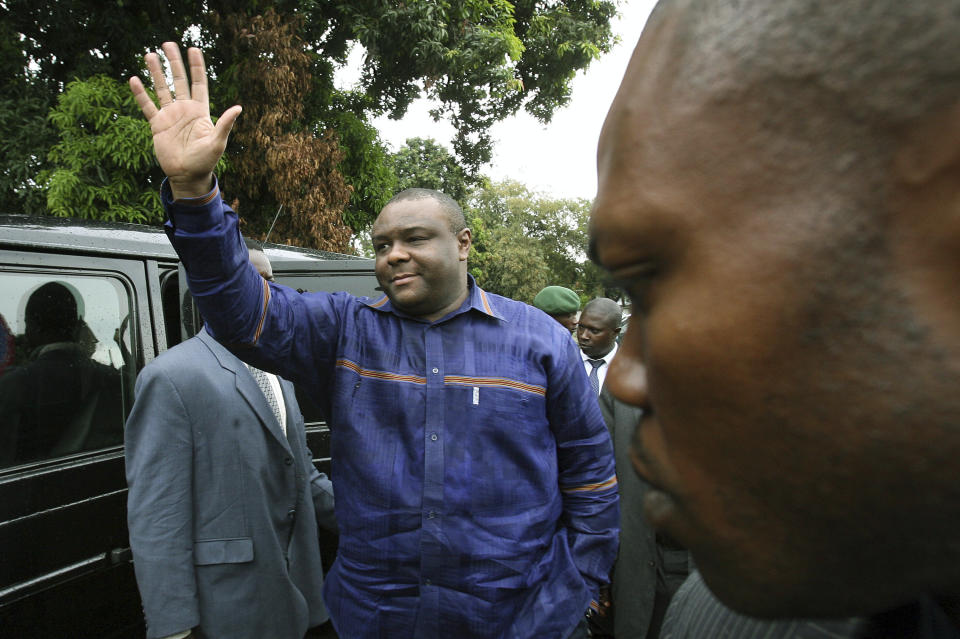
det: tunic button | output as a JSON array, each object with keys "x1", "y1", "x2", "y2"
[
  {"x1": 430, "y1": 433, "x2": 438, "y2": 441},
  {"x1": 284, "y1": 457, "x2": 293, "y2": 465},
  {"x1": 432, "y1": 367, "x2": 439, "y2": 374},
  {"x1": 288, "y1": 509, "x2": 296, "y2": 519},
  {"x1": 428, "y1": 511, "x2": 437, "y2": 519},
  {"x1": 424, "y1": 579, "x2": 432, "y2": 586}
]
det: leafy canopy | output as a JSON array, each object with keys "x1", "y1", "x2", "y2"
[
  {"x1": 466, "y1": 179, "x2": 614, "y2": 304},
  {"x1": 3, "y1": 0, "x2": 616, "y2": 254}
]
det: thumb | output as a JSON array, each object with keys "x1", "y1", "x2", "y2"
[{"x1": 213, "y1": 105, "x2": 242, "y2": 143}]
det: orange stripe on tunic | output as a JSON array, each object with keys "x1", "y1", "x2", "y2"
[
  {"x1": 561, "y1": 475, "x2": 618, "y2": 493},
  {"x1": 444, "y1": 375, "x2": 546, "y2": 397},
  {"x1": 336, "y1": 359, "x2": 427, "y2": 385}
]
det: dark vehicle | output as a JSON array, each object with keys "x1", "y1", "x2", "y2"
[{"x1": 0, "y1": 214, "x2": 376, "y2": 638}]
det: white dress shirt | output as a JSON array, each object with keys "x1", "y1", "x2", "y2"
[{"x1": 581, "y1": 343, "x2": 617, "y2": 393}]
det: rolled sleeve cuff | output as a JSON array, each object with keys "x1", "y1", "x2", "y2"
[{"x1": 161, "y1": 177, "x2": 224, "y2": 234}]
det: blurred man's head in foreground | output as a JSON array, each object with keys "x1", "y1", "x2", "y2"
[{"x1": 590, "y1": 0, "x2": 960, "y2": 621}]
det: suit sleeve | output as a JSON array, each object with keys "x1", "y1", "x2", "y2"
[
  {"x1": 307, "y1": 458, "x2": 338, "y2": 534},
  {"x1": 124, "y1": 365, "x2": 198, "y2": 639},
  {"x1": 547, "y1": 335, "x2": 620, "y2": 599}
]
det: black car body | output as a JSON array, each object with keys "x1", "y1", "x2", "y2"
[{"x1": 0, "y1": 214, "x2": 376, "y2": 637}]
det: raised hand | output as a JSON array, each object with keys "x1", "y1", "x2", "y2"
[{"x1": 129, "y1": 43, "x2": 241, "y2": 199}]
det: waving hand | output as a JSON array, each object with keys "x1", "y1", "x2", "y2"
[{"x1": 129, "y1": 43, "x2": 241, "y2": 199}]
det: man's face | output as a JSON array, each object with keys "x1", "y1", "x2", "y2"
[
  {"x1": 372, "y1": 198, "x2": 471, "y2": 322},
  {"x1": 551, "y1": 312, "x2": 578, "y2": 333},
  {"x1": 589, "y1": 6, "x2": 960, "y2": 618},
  {"x1": 577, "y1": 308, "x2": 619, "y2": 359}
]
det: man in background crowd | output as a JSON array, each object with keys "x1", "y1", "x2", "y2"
[{"x1": 533, "y1": 285, "x2": 581, "y2": 333}]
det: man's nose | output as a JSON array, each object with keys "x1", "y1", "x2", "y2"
[
  {"x1": 605, "y1": 330, "x2": 649, "y2": 411},
  {"x1": 386, "y1": 243, "x2": 410, "y2": 263}
]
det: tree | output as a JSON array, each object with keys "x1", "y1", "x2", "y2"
[
  {"x1": 391, "y1": 137, "x2": 472, "y2": 204},
  {"x1": 214, "y1": 10, "x2": 353, "y2": 251},
  {"x1": 328, "y1": 106, "x2": 398, "y2": 233},
  {"x1": 41, "y1": 76, "x2": 165, "y2": 223},
  {"x1": 467, "y1": 180, "x2": 616, "y2": 303},
  {"x1": 1, "y1": 0, "x2": 206, "y2": 216},
  {"x1": 4, "y1": 0, "x2": 617, "y2": 247},
  {"x1": 468, "y1": 216, "x2": 552, "y2": 303},
  {"x1": 338, "y1": 0, "x2": 618, "y2": 172}
]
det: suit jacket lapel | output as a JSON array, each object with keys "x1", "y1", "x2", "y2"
[{"x1": 197, "y1": 329, "x2": 292, "y2": 453}]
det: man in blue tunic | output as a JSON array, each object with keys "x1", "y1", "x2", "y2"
[{"x1": 129, "y1": 42, "x2": 618, "y2": 639}]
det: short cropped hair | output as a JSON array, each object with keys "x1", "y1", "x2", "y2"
[
  {"x1": 650, "y1": 0, "x2": 960, "y2": 217},
  {"x1": 658, "y1": 0, "x2": 960, "y2": 126},
  {"x1": 582, "y1": 298, "x2": 622, "y2": 332},
  {"x1": 385, "y1": 188, "x2": 467, "y2": 233}
]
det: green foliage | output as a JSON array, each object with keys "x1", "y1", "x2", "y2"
[
  {"x1": 466, "y1": 179, "x2": 616, "y2": 303},
  {"x1": 0, "y1": 17, "x2": 55, "y2": 216},
  {"x1": 42, "y1": 76, "x2": 167, "y2": 223},
  {"x1": 0, "y1": 91, "x2": 54, "y2": 217},
  {"x1": 339, "y1": 0, "x2": 616, "y2": 173},
  {"x1": 3, "y1": 0, "x2": 616, "y2": 244},
  {"x1": 391, "y1": 137, "x2": 472, "y2": 204},
  {"x1": 4, "y1": 0, "x2": 206, "y2": 86},
  {"x1": 324, "y1": 99, "x2": 398, "y2": 233}
]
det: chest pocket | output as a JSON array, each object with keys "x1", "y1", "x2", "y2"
[
  {"x1": 457, "y1": 386, "x2": 554, "y2": 513},
  {"x1": 194, "y1": 537, "x2": 254, "y2": 566}
]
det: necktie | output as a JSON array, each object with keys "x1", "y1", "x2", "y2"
[
  {"x1": 588, "y1": 358, "x2": 605, "y2": 395},
  {"x1": 249, "y1": 365, "x2": 284, "y2": 432}
]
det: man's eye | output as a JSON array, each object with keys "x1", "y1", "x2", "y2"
[
  {"x1": 604, "y1": 264, "x2": 659, "y2": 313},
  {"x1": 374, "y1": 243, "x2": 389, "y2": 253}
]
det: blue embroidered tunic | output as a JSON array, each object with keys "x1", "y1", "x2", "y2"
[{"x1": 163, "y1": 181, "x2": 619, "y2": 638}]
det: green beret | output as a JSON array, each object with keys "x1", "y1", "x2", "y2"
[{"x1": 532, "y1": 286, "x2": 580, "y2": 315}]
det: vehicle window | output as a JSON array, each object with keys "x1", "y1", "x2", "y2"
[
  {"x1": 0, "y1": 271, "x2": 134, "y2": 469},
  {"x1": 160, "y1": 270, "x2": 182, "y2": 349}
]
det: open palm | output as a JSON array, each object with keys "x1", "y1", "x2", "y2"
[{"x1": 129, "y1": 43, "x2": 241, "y2": 198}]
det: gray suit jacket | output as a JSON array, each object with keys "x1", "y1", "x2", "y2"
[
  {"x1": 125, "y1": 330, "x2": 336, "y2": 639},
  {"x1": 600, "y1": 388, "x2": 690, "y2": 639}
]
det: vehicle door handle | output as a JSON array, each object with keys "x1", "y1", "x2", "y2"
[{"x1": 109, "y1": 547, "x2": 132, "y2": 565}]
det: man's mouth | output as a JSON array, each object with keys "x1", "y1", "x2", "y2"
[{"x1": 392, "y1": 273, "x2": 418, "y2": 285}]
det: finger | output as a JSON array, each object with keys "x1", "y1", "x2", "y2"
[
  {"x1": 187, "y1": 48, "x2": 209, "y2": 106},
  {"x1": 213, "y1": 105, "x2": 243, "y2": 143},
  {"x1": 145, "y1": 51, "x2": 172, "y2": 107},
  {"x1": 162, "y1": 42, "x2": 190, "y2": 100},
  {"x1": 128, "y1": 76, "x2": 159, "y2": 121}
]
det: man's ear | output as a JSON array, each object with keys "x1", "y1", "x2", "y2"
[{"x1": 458, "y1": 228, "x2": 472, "y2": 260}]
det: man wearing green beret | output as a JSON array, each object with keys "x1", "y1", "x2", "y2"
[{"x1": 533, "y1": 286, "x2": 580, "y2": 333}]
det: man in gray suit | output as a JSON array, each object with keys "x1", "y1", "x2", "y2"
[
  {"x1": 579, "y1": 298, "x2": 690, "y2": 639},
  {"x1": 125, "y1": 241, "x2": 336, "y2": 639}
]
